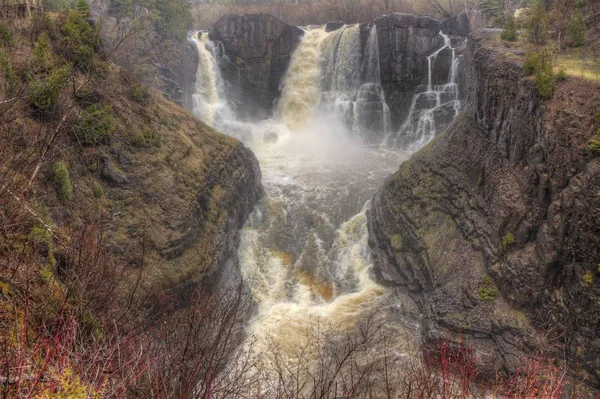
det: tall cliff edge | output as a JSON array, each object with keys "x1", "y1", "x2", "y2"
[{"x1": 368, "y1": 29, "x2": 600, "y2": 386}]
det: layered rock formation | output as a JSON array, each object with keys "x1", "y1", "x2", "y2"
[
  {"x1": 372, "y1": 13, "x2": 445, "y2": 128},
  {"x1": 368, "y1": 30, "x2": 600, "y2": 386},
  {"x1": 209, "y1": 13, "x2": 304, "y2": 119},
  {"x1": 207, "y1": 13, "x2": 465, "y2": 131}
]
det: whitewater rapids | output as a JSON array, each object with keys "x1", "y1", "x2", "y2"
[{"x1": 191, "y1": 27, "x2": 421, "y2": 391}]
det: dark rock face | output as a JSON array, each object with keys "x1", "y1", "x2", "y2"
[
  {"x1": 373, "y1": 13, "x2": 445, "y2": 129},
  {"x1": 440, "y1": 10, "x2": 488, "y2": 36},
  {"x1": 325, "y1": 20, "x2": 345, "y2": 32},
  {"x1": 156, "y1": 39, "x2": 199, "y2": 109},
  {"x1": 210, "y1": 13, "x2": 304, "y2": 119},
  {"x1": 368, "y1": 29, "x2": 600, "y2": 387}
]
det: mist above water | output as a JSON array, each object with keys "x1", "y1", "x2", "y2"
[{"x1": 190, "y1": 24, "x2": 457, "y2": 390}]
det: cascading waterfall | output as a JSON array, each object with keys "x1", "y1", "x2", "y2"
[
  {"x1": 276, "y1": 25, "x2": 391, "y2": 143},
  {"x1": 276, "y1": 28, "x2": 329, "y2": 129},
  {"x1": 190, "y1": 25, "x2": 415, "y2": 393},
  {"x1": 388, "y1": 32, "x2": 462, "y2": 150},
  {"x1": 320, "y1": 25, "x2": 391, "y2": 142},
  {"x1": 190, "y1": 32, "x2": 231, "y2": 128}
]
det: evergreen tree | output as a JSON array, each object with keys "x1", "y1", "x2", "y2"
[
  {"x1": 76, "y1": 0, "x2": 90, "y2": 17},
  {"x1": 501, "y1": 14, "x2": 518, "y2": 41},
  {"x1": 526, "y1": 1, "x2": 549, "y2": 44},
  {"x1": 567, "y1": 10, "x2": 586, "y2": 47},
  {"x1": 481, "y1": 0, "x2": 502, "y2": 17}
]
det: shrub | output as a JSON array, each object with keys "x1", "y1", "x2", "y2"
[
  {"x1": 30, "y1": 12, "x2": 56, "y2": 42},
  {"x1": 583, "y1": 270, "x2": 594, "y2": 287},
  {"x1": 501, "y1": 15, "x2": 518, "y2": 42},
  {"x1": 523, "y1": 52, "x2": 539, "y2": 75},
  {"x1": 72, "y1": 44, "x2": 95, "y2": 71},
  {"x1": 525, "y1": 1, "x2": 549, "y2": 44},
  {"x1": 61, "y1": 9, "x2": 99, "y2": 71},
  {"x1": 534, "y1": 51, "x2": 555, "y2": 99},
  {"x1": 74, "y1": 104, "x2": 116, "y2": 145},
  {"x1": 44, "y1": 0, "x2": 72, "y2": 11},
  {"x1": 502, "y1": 232, "x2": 516, "y2": 249},
  {"x1": 481, "y1": 0, "x2": 502, "y2": 17},
  {"x1": 33, "y1": 32, "x2": 52, "y2": 72},
  {"x1": 390, "y1": 234, "x2": 403, "y2": 251},
  {"x1": 0, "y1": 51, "x2": 15, "y2": 89},
  {"x1": 524, "y1": 50, "x2": 555, "y2": 99},
  {"x1": 93, "y1": 182, "x2": 104, "y2": 199},
  {"x1": 130, "y1": 83, "x2": 149, "y2": 103},
  {"x1": 588, "y1": 138, "x2": 600, "y2": 153},
  {"x1": 479, "y1": 277, "x2": 499, "y2": 301},
  {"x1": 132, "y1": 128, "x2": 161, "y2": 147},
  {"x1": 53, "y1": 162, "x2": 73, "y2": 202},
  {"x1": 596, "y1": 109, "x2": 600, "y2": 129},
  {"x1": 567, "y1": 11, "x2": 586, "y2": 47},
  {"x1": 27, "y1": 65, "x2": 72, "y2": 109},
  {"x1": 76, "y1": 0, "x2": 91, "y2": 17},
  {"x1": 556, "y1": 66, "x2": 567, "y2": 81},
  {"x1": 0, "y1": 20, "x2": 12, "y2": 47}
]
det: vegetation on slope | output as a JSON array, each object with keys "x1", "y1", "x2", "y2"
[{"x1": 0, "y1": 3, "x2": 260, "y2": 396}]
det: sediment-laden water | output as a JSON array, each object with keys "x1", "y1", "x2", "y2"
[{"x1": 191, "y1": 25, "x2": 459, "y2": 394}]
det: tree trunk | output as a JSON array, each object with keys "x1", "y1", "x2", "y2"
[{"x1": 25, "y1": 0, "x2": 32, "y2": 18}]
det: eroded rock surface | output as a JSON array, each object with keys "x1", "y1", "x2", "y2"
[
  {"x1": 373, "y1": 13, "x2": 445, "y2": 129},
  {"x1": 210, "y1": 13, "x2": 304, "y2": 119},
  {"x1": 368, "y1": 30, "x2": 600, "y2": 386}
]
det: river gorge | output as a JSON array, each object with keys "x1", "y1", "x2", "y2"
[{"x1": 182, "y1": 12, "x2": 600, "y2": 392}]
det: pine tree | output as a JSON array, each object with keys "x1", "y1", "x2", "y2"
[
  {"x1": 481, "y1": 0, "x2": 502, "y2": 17},
  {"x1": 526, "y1": 1, "x2": 549, "y2": 44},
  {"x1": 501, "y1": 14, "x2": 518, "y2": 41},
  {"x1": 567, "y1": 10, "x2": 586, "y2": 47}
]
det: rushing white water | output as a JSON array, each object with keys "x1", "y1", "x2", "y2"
[
  {"x1": 191, "y1": 26, "x2": 418, "y2": 393},
  {"x1": 388, "y1": 32, "x2": 462, "y2": 150},
  {"x1": 276, "y1": 29, "x2": 330, "y2": 129},
  {"x1": 190, "y1": 32, "x2": 232, "y2": 127}
]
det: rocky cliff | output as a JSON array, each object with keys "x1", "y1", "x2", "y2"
[
  {"x1": 373, "y1": 13, "x2": 446, "y2": 128},
  {"x1": 207, "y1": 12, "x2": 465, "y2": 131},
  {"x1": 368, "y1": 30, "x2": 600, "y2": 386},
  {"x1": 209, "y1": 13, "x2": 304, "y2": 119}
]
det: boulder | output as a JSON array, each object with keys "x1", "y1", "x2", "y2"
[{"x1": 325, "y1": 20, "x2": 345, "y2": 32}]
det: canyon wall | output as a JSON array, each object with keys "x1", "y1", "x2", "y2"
[
  {"x1": 368, "y1": 30, "x2": 600, "y2": 386},
  {"x1": 209, "y1": 13, "x2": 304, "y2": 119},
  {"x1": 207, "y1": 13, "x2": 467, "y2": 130}
]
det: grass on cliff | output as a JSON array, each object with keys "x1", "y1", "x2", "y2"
[{"x1": 0, "y1": 6, "x2": 251, "y2": 397}]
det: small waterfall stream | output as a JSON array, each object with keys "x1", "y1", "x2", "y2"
[
  {"x1": 190, "y1": 32, "x2": 232, "y2": 127},
  {"x1": 387, "y1": 33, "x2": 463, "y2": 150}
]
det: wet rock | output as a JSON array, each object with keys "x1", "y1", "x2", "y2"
[
  {"x1": 440, "y1": 10, "x2": 488, "y2": 36},
  {"x1": 210, "y1": 14, "x2": 304, "y2": 119},
  {"x1": 325, "y1": 20, "x2": 345, "y2": 32},
  {"x1": 373, "y1": 13, "x2": 444, "y2": 129},
  {"x1": 368, "y1": 29, "x2": 600, "y2": 387},
  {"x1": 431, "y1": 47, "x2": 453, "y2": 86},
  {"x1": 263, "y1": 131, "x2": 278, "y2": 143}
]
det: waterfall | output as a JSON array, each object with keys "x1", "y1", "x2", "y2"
[
  {"x1": 191, "y1": 32, "x2": 231, "y2": 129},
  {"x1": 319, "y1": 24, "x2": 391, "y2": 142},
  {"x1": 189, "y1": 24, "x2": 414, "y2": 394},
  {"x1": 388, "y1": 32, "x2": 462, "y2": 151},
  {"x1": 274, "y1": 25, "x2": 391, "y2": 143},
  {"x1": 276, "y1": 28, "x2": 329, "y2": 130}
]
